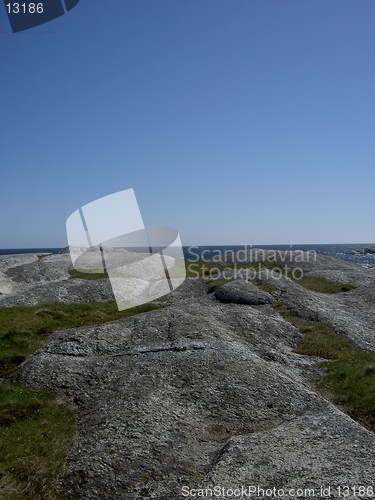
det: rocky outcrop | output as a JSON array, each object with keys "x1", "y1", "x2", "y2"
[
  {"x1": 0, "y1": 253, "x2": 42, "y2": 295},
  {"x1": 257, "y1": 269, "x2": 375, "y2": 352},
  {"x1": 0, "y1": 278, "x2": 115, "y2": 307},
  {"x1": 0, "y1": 253, "x2": 115, "y2": 307},
  {"x1": 5, "y1": 254, "x2": 72, "y2": 283},
  {"x1": 1, "y1": 251, "x2": 375, "y2": 498},
  {"x1": 13, "y1": 295, "x2": 375, "y2": 499},
  {"x1": 348, "y1": 247, "x2": 375, "y2": 255},
  {"x1": 214, "y1": 280, "x2": 274, "y2": 305}
]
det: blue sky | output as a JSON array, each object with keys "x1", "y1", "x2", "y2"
[{"x1": 1, "y1": 0, "x2": 375, "y2": 247}]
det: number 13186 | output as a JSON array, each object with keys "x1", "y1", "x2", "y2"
[{"x1": 6, "y1": 3, "x2": 44, "y2": 14}]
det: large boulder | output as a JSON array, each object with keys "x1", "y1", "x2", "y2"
[{"x1": 214, "y1": 280, "x2": 273, "y2": 305}]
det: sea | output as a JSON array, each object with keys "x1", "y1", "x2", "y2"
[{"x1": 1, "y1": 244, "x2": 375, "y2": 268}]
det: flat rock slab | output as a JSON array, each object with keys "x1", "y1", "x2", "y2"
[
  {"x1": 201, "y1": 410, "x2": 375, "y2": 497},
  {"x1": 14, "y1": 299, "x2": 375, "y2": 499},
  {"x1": 5, "y1": 254, "x2": 72, "y2": 283},
  {"x1": 0, "y1": 279, "x2": 115, "y2": 307}
]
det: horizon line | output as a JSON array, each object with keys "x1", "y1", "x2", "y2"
[{"x1": 1, "y1": 242, "x2": 375, "y2": 250}]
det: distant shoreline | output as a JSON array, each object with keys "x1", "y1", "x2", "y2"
[
  {"x1": 0, "y1": 248, "x2": 62, "y2": 255},
  {"x1": 1, "y1": 244, "x2": 375, "y2": 268}
]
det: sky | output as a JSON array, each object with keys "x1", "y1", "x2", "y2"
[{"x1": 0, "y1": 0, "x2": 375, "y2": 247}]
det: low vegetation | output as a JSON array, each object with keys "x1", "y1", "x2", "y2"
[
  {"x1": 184, "y1": 259, "x2": 225, "y2": 278},
  {"x1": 0, "y1": 302, "x2": 160, "y2": 377},
  {"x1": 206, "y1": 278, "x2": 232, "y2": 293},
  {"x1": 68, "y1": 268, "x2": 108, "y2": 280},
  {"x1": 0, "y1": 301, "x2": 160, "y2": 498},
  {"x1": 185, "y1": 259, "x2": 284, "y2": 294},
  {"x1": 185, "y1": 258, "x2": 280, "y2": 276},
  {"x1": 275, "y1": 302, "x2": 375, "y2": 431},
  {"x1": 185, "y1": 259, "x2": 355, "y2": 296},
  {"x1": 317, "y1": 352, "x2": 375, "y2": 431},
  {"x1": 0, "y1": 382, "x2": 75, "y2": 499},
  {"x1": 37, "y1": 254, "x2": 51, "y2": 261},
  {"x1": 274, "y1": 303, "x2": 353, "y2": 359},
  {"x1": 253, "y1": 280, "x2": 276, "y2": 294},
  {"x1": 288, "y1": 274, "x2": 355, "y2": 294}
]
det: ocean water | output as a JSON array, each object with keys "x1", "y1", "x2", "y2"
[
  {"x1": 184, "y1": 244, "x2": 375, "y2": 268},
  {"x1": 0, "y1": 248, "x2": 62, "y2": 256},
  {"x1": 1, "y1": 244, "x2": 375, "y2": 268}
]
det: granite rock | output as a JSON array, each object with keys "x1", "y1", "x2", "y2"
[
  {"x1": 214, "y1": 280, "x2": 274, "y2": 305},
  {"x1": 1, "y1": 251, "x2": 374, "y2": 498}
]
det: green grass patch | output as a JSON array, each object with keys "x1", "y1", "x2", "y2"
[
  {"x1": 234, "y1": 260, "x2": 279, "y2": 271},
  {"x1": 0, "y1": 382, "x2": 75, "y2": 499},
  {"x1": 184, "y1": 259, "x2": 225, "y2": 279},
  {"x1": 0, "y1": 302, "x2": 160, "y2": 495},
  {"x1": 185, "y1": 259, "x2": 279, "y2": 281},
  {"x1": 184, "y1": 258, "x2": 280, "y2": 293},
  {"x1": 206, "y1": 278, "x2": 233, "y2": 293},
  {"x1": 317, "y1": 353, "x2": 375, "y2": 430},
  {"x1": 0, "y1": 302, "x2": 159, "y2": 496},
  {"x1": 254, "y1": 280, "x2": 276, "y2": 294},
  {"x1": 275, "y1": 302, "x2": 375, "y2": 431},
  {"x1": 274, "y1": 302, "x2": 353, "y2": 359},
  {"x1": 0, "y1": 302, "x2": 159, "y2": 376},
  {"x1": 289, "y1": 274, "x2": 355, "y2": 294},
  {"x1": 69, "y1": 268, "x2": 109, "y2": 280}
]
